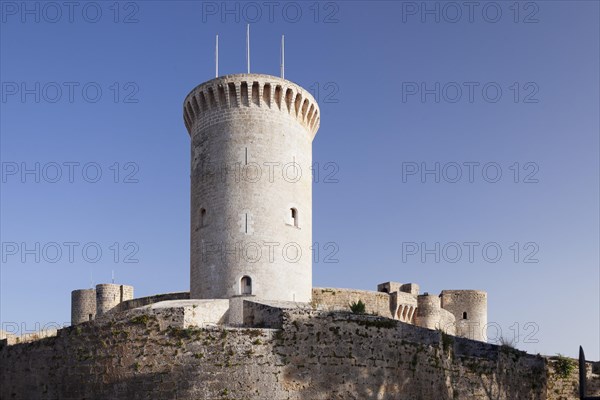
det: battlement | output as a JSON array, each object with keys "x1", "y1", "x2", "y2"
[{"x1": 183, "y1": 74, "x2": 320, "y2": 138}]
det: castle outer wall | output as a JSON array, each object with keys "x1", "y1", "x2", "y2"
[{"x1": 1, "y1": 306, "x2": 596, "y2": 400}]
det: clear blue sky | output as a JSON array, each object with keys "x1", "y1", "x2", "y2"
[{"x1": 1, "y1": 1, "x2": 598, "y2": 359}]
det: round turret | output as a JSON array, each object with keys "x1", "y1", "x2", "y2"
[
  {"x1": 440, "y1": 290, "x2": 487, "y2": 341},
  {"x1": 415, "y1": 294, "x2": 441, "y2": 329},
  {"x1": 184, "y1": 74, "x2": 320, "y2": 302},
  {"x1": 415, "y1": 294, "x2": 456, "y2": 335},
  {"x1": 71, "y1": 289, "x2": 96, "y2": 325},
  {"x1": 95, "y1": 284, "x2": 134, "y2": 316}
]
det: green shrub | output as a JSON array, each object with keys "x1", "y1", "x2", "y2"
[
  {"x1": 554, "y1": 354, "x2": 576, "y2": 379},
  {"x1": 349, "y1": 300, "x2": 366, "y2": 314},
  {"x1": 130, "y1": 315, "x2": 151, "y2": 325}
]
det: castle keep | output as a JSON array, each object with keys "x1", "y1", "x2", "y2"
[
  {"x1": 184, "y1": 74, "x2": 319, "y2": 302},
  {"x1": 2, "y1": 71, "x2": 598, "y2": 399}
]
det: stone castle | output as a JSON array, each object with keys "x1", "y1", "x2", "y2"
[
  {"x1": 70, "y1": 73, "x2": 488, "y2": 341},
  {"x1": 2, "y1": 73, "x2": 598, "y2": 399}
]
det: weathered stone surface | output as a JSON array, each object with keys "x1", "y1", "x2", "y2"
[
  {"x1": 71, "y1": 288, "x2": 96, "y2": 325},
  {"x1": 2, "y1": 305, "x2": 597, "y2": 399},
  {"x1": 185, "y1": 74, "x2": 319, "y2": 303}
]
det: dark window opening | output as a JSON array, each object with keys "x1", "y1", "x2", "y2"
[
  {"x1": 88, "y1": 314, "x2": 93, "y2": 321},
  {"x1": 290, "y1": 208, "x2": 298, "y2": 227},
  {"x1": 241, "y1": 276, "x2": 252, "y2": 295},
  {"x1": 463, "y1": 312, "x2": 468, "y2": 320},
  {"x1": 200, "y1": 208, "x2": 207, "y2": 228}
]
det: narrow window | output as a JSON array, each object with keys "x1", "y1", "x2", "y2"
[
  {"x1": 290, "y1": 208, "x2": 298, "y2": 227},
  {"x1": 200, "y1": 208, "x2": 206, "y2": 228},
  {"x1": 463, "y1": 312, "x2": 468, "y2": 320},
  {"x1": 241, "y1": 276, "x2": 252, "y2": 295},
  {"x1": 88, "y1": 314, "x2": 93, "y2": 321}
]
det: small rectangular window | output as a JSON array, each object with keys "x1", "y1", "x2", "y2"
[{"x1": 200, "y1": 208, "x2": 207, "y2": 228}]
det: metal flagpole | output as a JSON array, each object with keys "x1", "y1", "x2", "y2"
[
  {"x1": 281, "y1": 35, "x2": 285, "y2": 79},
  {"x1": 246, "y1": 24, "x2": 250, "y2": 73},
  {"x1": 216, "y1": 34, "x2": 219, "y2": 78}
]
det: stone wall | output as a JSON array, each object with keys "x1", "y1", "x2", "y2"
[
  {"x1": 312, "y1": 287, "x2": 393, "y2": 317},
  {"x1": 0, "y1": 328, "x2": 58, "y2": 346},
  {"x1": 114, "y1": 292, "x2": 190, "y2": 313},
  {"x1": 2, "y1": 305, "x2": 596, "y2": 399},
  {"x1": 390, "y1": 291, "x2": 418, "y2": 322}
]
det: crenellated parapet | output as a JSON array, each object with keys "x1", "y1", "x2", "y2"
[{"x1": 183, "y1": 74, "x2": 320, "y2": 139}]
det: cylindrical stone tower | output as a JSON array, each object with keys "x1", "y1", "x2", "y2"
[
  {"x1": 71, "y1": 289, "x2": 96, "y2": 325},
  {"x1": 183, "y1": 74, "x2": 320, "y2": 302},
  {"x1": 414, "y1": 294, "x2": 456, "y2": 335},
  {"x1": 440, "y1": 290, "x2": 487, "y2": 341},
  {"x1": 415, "y1": 294, "x2": 443, "y2": 331},
  {"x1": 95, "y1": 284, "x2": 134, "y2": 316}
]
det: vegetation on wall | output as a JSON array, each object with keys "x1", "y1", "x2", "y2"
[
  {"x1": 349, "y1": 300, "x2": 366, "y2": 314},
  {"x1": 554, "y1": 354, "x2": 576, "y2": 379}
]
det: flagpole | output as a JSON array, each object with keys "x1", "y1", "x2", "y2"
[
  {"x1": 215, "y1": 34, "x2": 219, "y2": 78},
  {"x1": 246, "y1": 24, "x2": 250, "y2": 73},
  {"x1": 281, "y1": 35, "x2": 285, "y2": 79}
]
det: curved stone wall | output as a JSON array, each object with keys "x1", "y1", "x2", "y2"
[
  {"x1": 312, "y1": 288, "x2": 393, "y2": 318},
  {"x1": 440, "y1": 290, "x2": 487, "y2": 341},
  {"x1": 70, "y1": 289, "x2": 96, "y2": 325},
  {"x1": 414, "y1": 294, "x2": 456, "y2": 335},
  {"x1": 114, "y1": 292, "x2": 190, "y2": 313},
  {"x1": 185, "y1": 74, "x2": 320, "y2": 302},
  {"x1": 96, "y1": 284, "x2": 134, "y2": 316}
]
